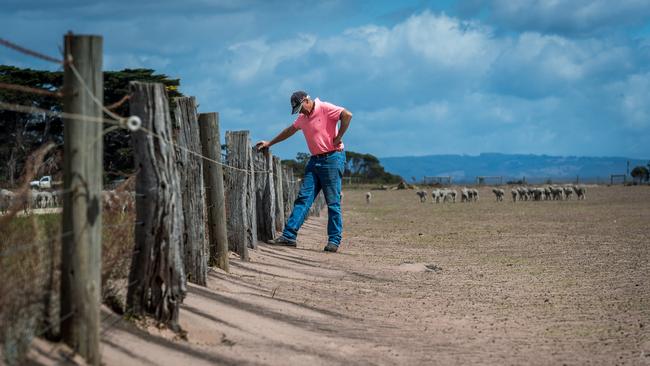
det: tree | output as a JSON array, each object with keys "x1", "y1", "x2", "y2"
[
  {"x1": 0, "y1": 66, "x2": 63, "y2": 185},
  {"x1": 0, "y1": 65, "x2": 183, "y2": 185},
  {"x1": 630, "y1": 166, "x2": 649, "y2": 183},
  {"x1": 281, "y1": 150, "x2": 401, "y2": 184}
]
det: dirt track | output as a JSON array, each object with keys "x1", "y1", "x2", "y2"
[{"x1": 29, "y1": 185, "x2": 649, "y2": 365}]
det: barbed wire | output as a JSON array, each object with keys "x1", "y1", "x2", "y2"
[
  {"x1": 106, "y1": 95, "x2": 130, "y2": 111},
  {"x1": 0, "y1": 100, "x2": 122, "y2": 126},
  {"x1": 0, "y1": 81, "x2": 62, "y2": 98},
  {"x1": 0, "y1": 37, "x2": 63, "y2": 64}
]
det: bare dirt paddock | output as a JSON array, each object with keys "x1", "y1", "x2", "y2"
[{"x1": 28, "y1": 185, "x2": 649, "y2": 365}]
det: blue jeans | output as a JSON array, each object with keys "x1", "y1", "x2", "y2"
[{"x1": 282, "y1": 151, "x2": 345, "y2": 246}]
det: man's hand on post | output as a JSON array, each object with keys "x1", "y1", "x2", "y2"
[{"x1": 255, "y1": 140, "x2": 271, "y2": 151}]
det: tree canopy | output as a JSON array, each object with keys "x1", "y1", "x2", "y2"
[
  {"x1": 0, "y1": 66, "x2": 182, "y2": 185},
  {"x1": 282, "y1": 150, "x2": 402, "y2": 184},
  {"x1": 630, "y1": 165, "x2": 649, "y2": 183}
]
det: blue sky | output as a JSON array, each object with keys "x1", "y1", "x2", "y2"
[{"x1": 2, "y1": 0, "x2": 650, "y2": 160}]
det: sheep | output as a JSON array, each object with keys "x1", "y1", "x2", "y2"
[
  {"x1": 549, "y1": 186, "x2": 564, "y2": 200},
  {"x1": 431, "y1": 189, "x2": 441, "y2": 203},
  {"x1": 531, "y1": 187, "x2": 544, "y2": 201},
  {"x1": 511, "y1": 188, "x2": 518, "y2": 202},
  {"x1": 0, "y1": 189, "x2": 16, "y2": 214},
  {"x1": 450, "y1": 189, "x2": 457, "y2": 203},
  {"x1": 38, "y1": 191, "x2": 54, "y2": 208},
  {"x1": 517, "y1": 186, "x2": 528, "y2": 201},
  {"x1": 563, "y1": 186, "x2": 574, "y2": 200},
  {"x1": 574, "y1": 185, "x2": 586, "y2": 200},
  {"x1": 416, "y1": 190, "x2": 427, "y2": 203},
  {"x1": 543, "y1": 186, "x2": 551, "y2": 200},
  {"x1": 460, "y1": 188, "x2": 470, "y2": 203},
  {"x1": 365, "y1": 191, "x2": 372, "y2": 204},
  {"x1": 471, "y1": 188, "x2": 479, "y2": 202},
  {"x1": 492, "y1": 188, "x2": 505, "y2": 202},
  {"x1": 439, "y1": 188, "x2": 453, "y2": 203}
]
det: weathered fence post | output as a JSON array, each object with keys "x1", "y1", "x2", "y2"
[
  {"x1": 251, "y1": 148, "x2": 276, "y2": 242},
  {"x1": 224, "y1": 131, "x2": 255, "y2": 260},
  {"x1": 173, "y1": 96, "x2": 208, "y2": 286},
  {"x1": 282, "y1": 165, "x2": 298, "y2": 220},
  {"x1": 273, "y1": 156, "x2": 285, "y2": 233},
  {"x1": 61, "y1": 33, "x2": 102, "y2": 365},
  {"x1": 127, "y1": 81, "x2": 186, "y2": 331},
  {"x1": 198, "y1": 112, "x2": 229, "y2": 272},
  {"x1": 309, "y1": 192, "x2": 325, "y2": 217}
]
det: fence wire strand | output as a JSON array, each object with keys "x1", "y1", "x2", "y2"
[
  {"x1": 0, "y1": 81, "x2": 62, "y2": 98},
  {"x1": 0, "y1": 37, "x2": 64, "y2": 64}
]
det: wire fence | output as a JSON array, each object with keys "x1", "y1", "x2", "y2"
[{"x1": 1, "y1": 34, "x2": 315, "y2": 365}]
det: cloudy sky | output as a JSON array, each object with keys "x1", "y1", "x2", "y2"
[{"x1": 2, "y1": 0, "x2": 650, "y2": 159}]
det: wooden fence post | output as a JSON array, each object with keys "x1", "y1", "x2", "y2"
[
  {"x1": 126, "y1": 81, "x2": 186, "y2": 331},
  {"x1": 173, "y1": 97, "x2": 207, "y2": 286},
  {"x1": 224, "y1": 131, "x2": 255, "y2": 260},
  {"x1": 198, "y1": 112, "x2": 229, "y2": 272},
  {"x1": 282, "y1": 166, "x2": 298, "y2": 221},
  {"x1": 273, "y1": 156, "x2": 284, "y2": 233},
  {"x1": 251, "y1": 148, "x2": 276, "y2": 242},
  {"x1": 60, "y1": 33, "x2": 102, "y2": 365}
]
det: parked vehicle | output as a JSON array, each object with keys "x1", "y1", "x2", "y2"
[{"x1": 29, "y1": 176, "x2": 60, "y2": 190}]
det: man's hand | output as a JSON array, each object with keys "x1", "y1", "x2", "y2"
[
  {"x1": 255, "y1": 140, "x2": 271, "y2": 151},
  {"x1": 333, "y1": 136, "x2": 342, "y2": 146}
]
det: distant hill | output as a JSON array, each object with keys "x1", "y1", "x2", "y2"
[{"x1": 379, "y1": 153, "x2": 649, "y2": 184}]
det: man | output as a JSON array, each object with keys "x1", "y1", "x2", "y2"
[{"x1": 255, "y1": 91, "x2": 352, "y2": 253}]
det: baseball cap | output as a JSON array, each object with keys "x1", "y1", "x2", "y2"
[{"x1": 290, "y1": 90, "x2": 308, "y2": 114}]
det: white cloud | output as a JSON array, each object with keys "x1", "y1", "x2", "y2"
[{"x1": 225, "y1": 34, "x2": 316, "y2": 83}]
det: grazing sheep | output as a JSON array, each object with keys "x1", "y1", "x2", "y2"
[
  {"x1": 431, "y1": 189, "x2": 441, "y2": 203},
  {"x1": 511, "y1": 188, "x2": 518, "y2": 202},
  {"x1": 532, "y1": 187, "x2": 544, "y2": 201},
  {"x1": 563, "y1": 186, "x2": 574, "y2": 200},
  {"x1": 1, "y1": 189, "x2": 16, "y2": 214},
  {"x1": 549, "y1": 186, "x2": 564, "y2": 200},
  {"x1": 574, "y1": 185, "x2": 586, "y2": 200},
  {"x1": 416, "y1": 190, "x2": 427, "y2": 203},
  {"x1": 492, "y1": 188, "x2": 505, "y2": 202},
  {"x1": 439, "y1": 188, "x2": 453, "y2": 203},
  {"x1": 446, "y1": 189, "x2": 457, "y2": 203},
  {"x1": 471, "y1": 188, "x2": 479, "y2": 202},
  {"x1": 544, "y1": 186, "x2": 551, "y2": 200},
  {"x1": 517, "y1": 186, "x2": 528, "y2": 201},
  {"x1": 460, "y1": 188, "x2": 470, "y2": 203},
  {"x1": 365, "y1": 191, "x2": 372, "y2": 204}
]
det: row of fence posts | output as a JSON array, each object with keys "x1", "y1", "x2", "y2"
[{"x1": 57, "y1": 33, "x2": 325, "y2": 365}]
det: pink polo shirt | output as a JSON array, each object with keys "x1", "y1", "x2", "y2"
[{"x1": 292, "y1": 98, "x2": 345, "y2": 156}]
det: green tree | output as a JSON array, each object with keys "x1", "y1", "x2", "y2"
[
  {"x1": 0, "y1": 65, "x2": 63, "y2": 185},
  {"x1": 0, "y1": 66, "x2": 183, "y2": 184},
  {"x1": 630, "y1": 165, "x2": 649, "y2": 183}
]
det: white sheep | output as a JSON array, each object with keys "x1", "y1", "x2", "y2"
[
  {"x1": 492, "y1": 188, "x2": 505, "y2": 202},
  {"x1": 510, "y1": 188, "x2": 518, "y2": 202},
  {"x1": 574, "y1": 185, "x2": 586, "y2": 200},
  {"x1": 365, "y1": 191, "x2": 372, "y2": 204},
  {"x1": 471, "y1": 188, "x2": 479, "y2": 202},
  {"x1": 431, "y1": 189, "x2": 441, "y2": 203},
  {"x1": 460, "y1": 188, "x2": 470, "y2": 203}
]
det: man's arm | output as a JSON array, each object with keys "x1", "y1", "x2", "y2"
[
  {"x1": 255, "y1": 124, "x2": 299, "y2": 150},
  {"x1": 333, "y1": 109, "x2": 352, "y2": 146}
]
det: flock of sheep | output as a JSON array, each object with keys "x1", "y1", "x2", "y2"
[
  {"x1": 404, "y1": 184, "x2": 588, "y2": 204},
  {"x1": 501, "y1": 184, "x2": 586, "y2": 202},
  {"x1": 414, "y1": 188, "x2": 480, "y2": 203},
  {"x1": 0, "y1": 188, "x2": 60, "y2": 214},
  {"x1": 0, "y1": 188, "x2": 135, "y2": 215}
]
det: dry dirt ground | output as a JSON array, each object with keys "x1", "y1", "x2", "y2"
[{"x1": 28, "y1": 185, "x2": 649, "y2": 365}]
